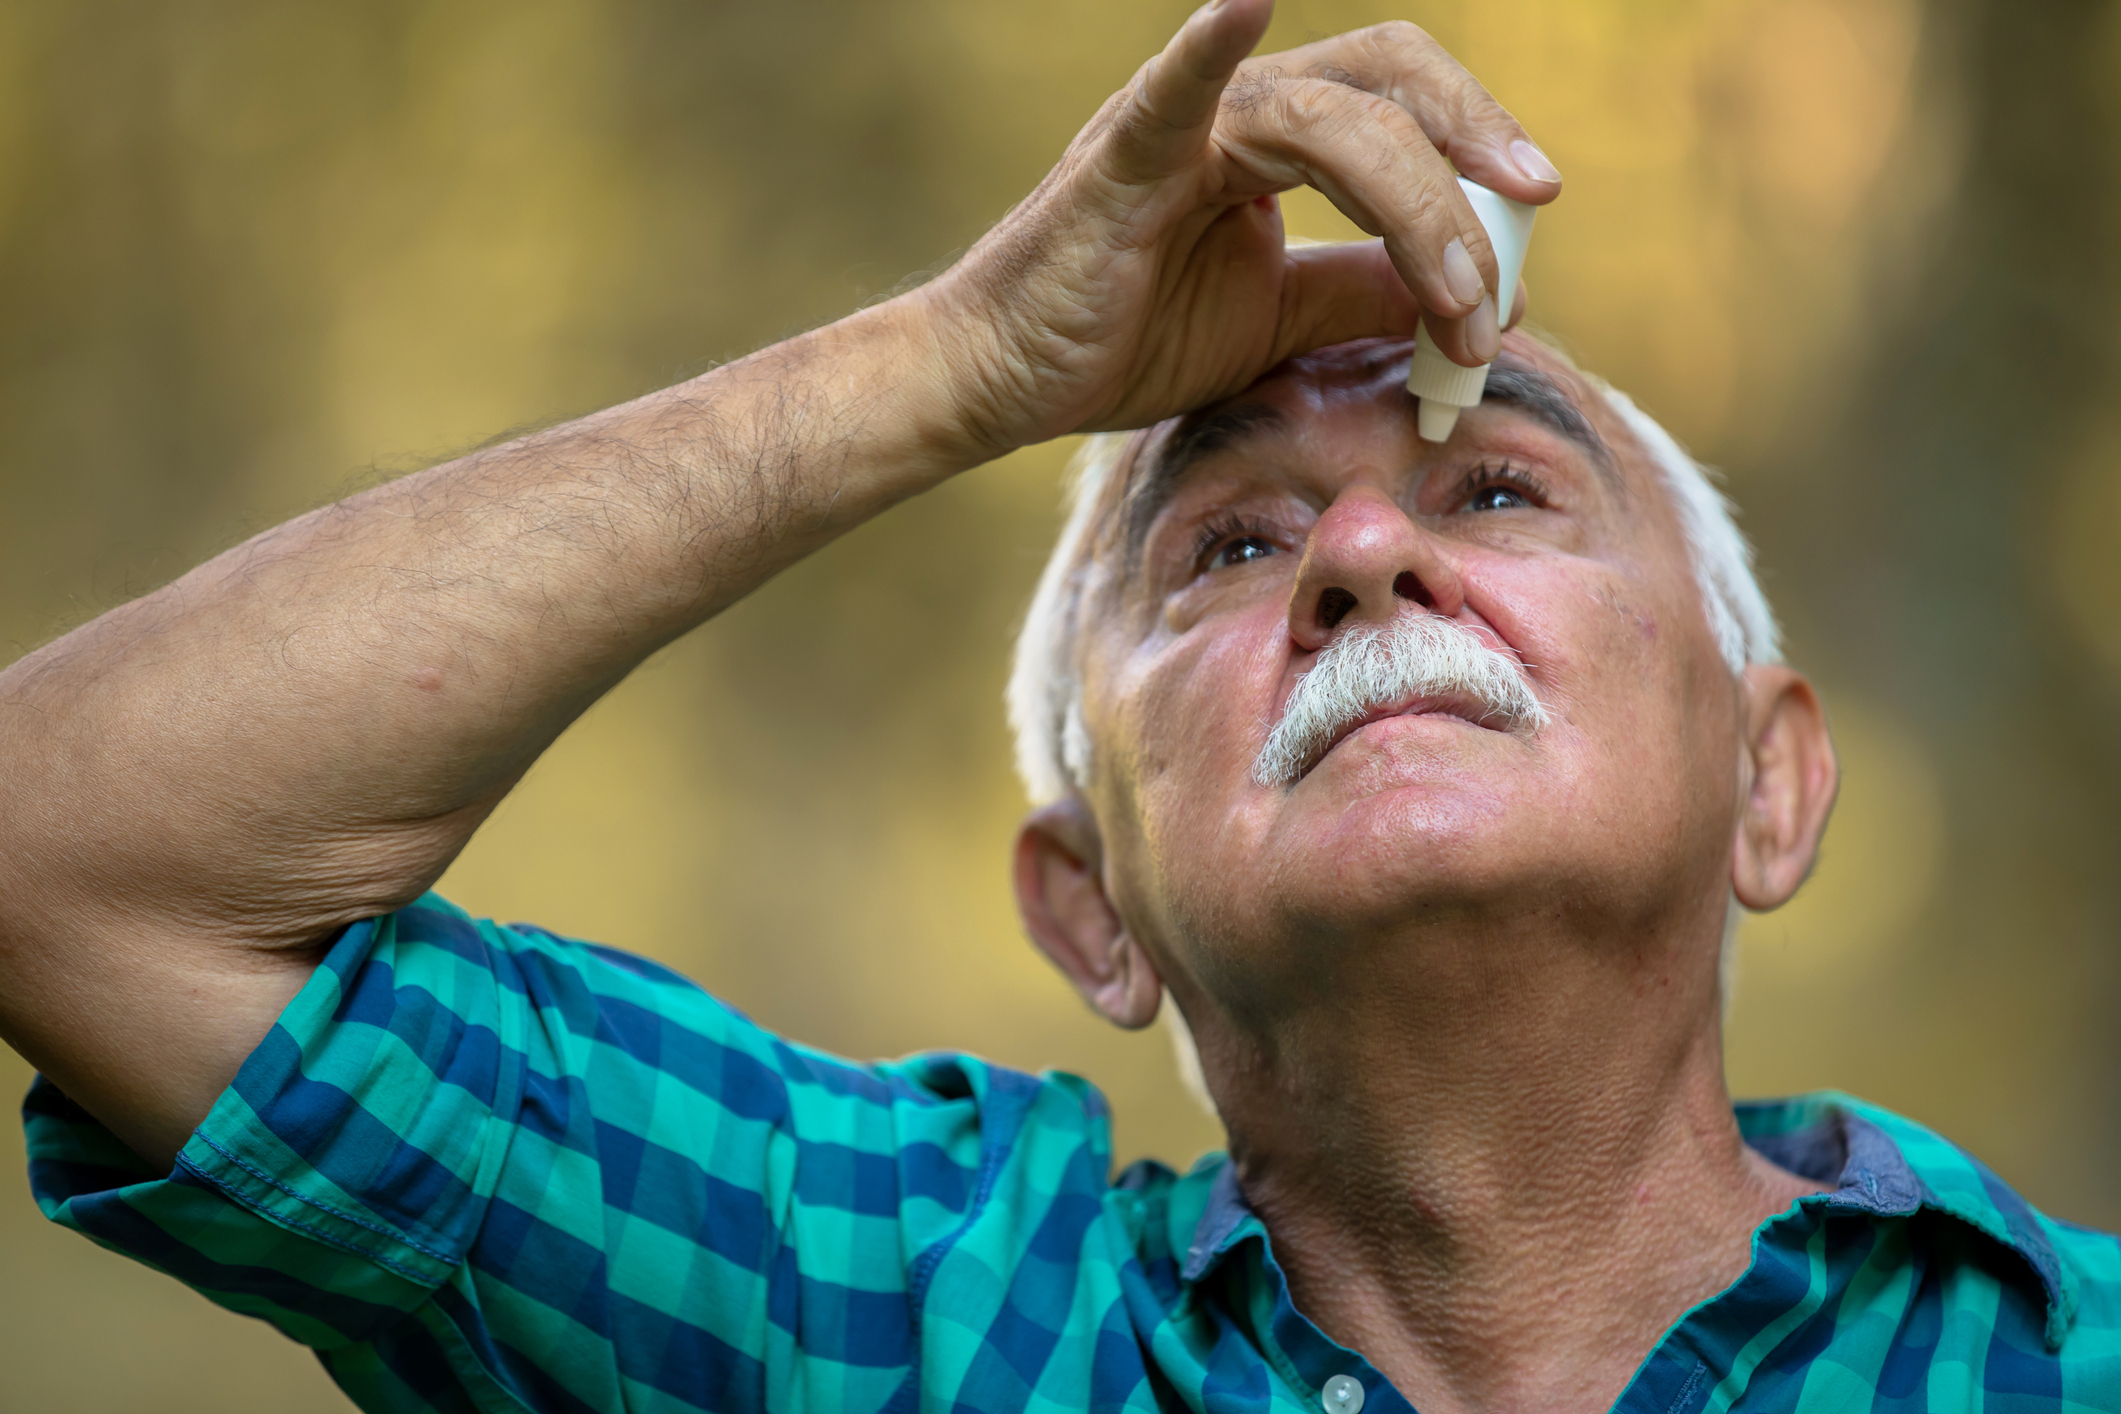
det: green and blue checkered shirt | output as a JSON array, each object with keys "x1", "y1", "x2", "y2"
[{"x1": 24, "y1": 895, "x2": 2121, "y2": 1410}]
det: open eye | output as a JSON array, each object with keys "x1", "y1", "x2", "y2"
[
  {"x1": 1452, "y1": 461, "x2": 1549, "y2": 515},
  {"x1": 1215, "y1": 535, "x2": 1276, "y2": 568},
  {"x1": 1193, "y1": 514, "x2": 1282, "y2": 574},
  {"x1": 1466, "y1": 484, "x2": 1531, "y2": 512}
]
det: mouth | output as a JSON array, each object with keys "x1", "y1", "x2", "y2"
[{"x1": 1303, "y1": 691, "x2": 1513, "y2": 779}]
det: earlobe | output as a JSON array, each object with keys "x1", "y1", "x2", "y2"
[
  {"x1": 1013, "y1": 798, "x2": 1163, "y2": 1029},
  {"x1": 1730, "y1": 666, "x2": 1840, "y2": 910}
]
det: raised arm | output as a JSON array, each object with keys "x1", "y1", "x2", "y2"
[{"x1": 0, "y1": 1, "x2": 1560, "y2": 1168}]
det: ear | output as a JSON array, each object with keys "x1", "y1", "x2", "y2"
[
  {"x1": 1013, "y1": 797, "x2": 1163, "y2": 1029},
  {"x1": 1730, "y1": 666, "x2": 1840, "y2": 910}
]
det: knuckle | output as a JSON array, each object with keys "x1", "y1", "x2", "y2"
[
  {"x1": 1473, "y1": 93, "x2": 1524, "y2": 134},
  {"x1": 1305, "y1": 62, "x2": 1368, "y2": 93},
  {"x1": 1400, "y1": 180, "x2": 1451, "y2": 233},
  {"x1": 1362, "y1": 20, "x2": 1435, "y2": 57},
  {"x1": 1275, "y1": 80, "x2": 1342, "y2": 133},
  {"x1": 1122, "y1": 71, "x2": 1184, "y2": 136},
  {"x1": 1218, "y1": 65, "x2": 1282, "y2": 118},
  {"x1": 1106, "y1": 80, "x2": 1159, "y2": 143},
  {"x1": 1083, "y1": 86, "x2": 1130, "y2": 142},
  {"x1": 1107, "y1": 98, "x2": 1155, "y2": 152},
  {"x1": 1268, "y1": 74, "x2": 1387, "y2": 140}
]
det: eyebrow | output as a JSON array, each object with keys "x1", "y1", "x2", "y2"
[
  {"x1": 1476, "y1": 361, "x2": 1622, "y2": 488},
  {"x1": 1120, "y1": 402, "x2": 1284, "y2": 559},
  {"x1": 1117, "y1": 358, "x2": 1621, "y2": 562}
]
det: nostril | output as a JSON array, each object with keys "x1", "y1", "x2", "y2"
[
  {"x1": 1392, "y1": 571, "x2": 1434, "y2": 608},
  {"x1": 1316, "y1": 587, "x2": 1358, "y2": 633}
]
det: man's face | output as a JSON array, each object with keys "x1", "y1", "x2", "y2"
[{"x1": 1075, "y1": 334, "x2": 1749, "y2": 1017}]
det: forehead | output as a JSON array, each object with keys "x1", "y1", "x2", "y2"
[{"x1": 1102, "y1": 334, "x2": 1645, "y2": 557}]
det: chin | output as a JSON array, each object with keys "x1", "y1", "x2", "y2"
[{"x1": 1264, "y1": 788, "x2": 1508, "y2": 910}]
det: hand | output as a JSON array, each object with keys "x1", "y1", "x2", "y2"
[{"x1": 921, "y1": 0, "x2": 1561, "y2": 455}]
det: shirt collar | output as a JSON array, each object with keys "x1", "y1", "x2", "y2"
[
  {"x1": 1181, "y1": 1160, "x2": 1259, "y2": 1283},
  {"x1": 1739, "y1": 1092, "x2": 2078, "y2": 1349},
  {"x1": 1182, "y1": 1092, "x2": 2078, "y2": 1349}
]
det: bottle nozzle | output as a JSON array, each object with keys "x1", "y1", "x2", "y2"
[
  {"x1": 1408, "y1": 330, "x2": 1488, "y2": 443},
  {"x1": 1417, "y1": 399, "x2": 1462, "y2": 443}
]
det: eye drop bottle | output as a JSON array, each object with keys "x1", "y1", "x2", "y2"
[{"x1": 1406, "y1": 177, "x2": 1537, "y2": 443}]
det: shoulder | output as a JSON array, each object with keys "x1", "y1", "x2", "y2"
[{"x1": 1809, "y1": 1093, "x2": 2121, "y2": 1364}]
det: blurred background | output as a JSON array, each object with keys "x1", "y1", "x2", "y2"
[{"x1": 2, "y1": 0, "x2": 2118, "y2": 1407}]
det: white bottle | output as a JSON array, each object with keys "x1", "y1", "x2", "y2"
[{"x1": 1406, "y1": 178, "x2": 1538, "y2": 442}]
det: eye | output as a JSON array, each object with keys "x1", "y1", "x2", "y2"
[
  {"x1": 1466, "y1": 484, "x2": 1531, "y2": 512},
  {"x1": 1192, "y1": 513, "x2": 1282, "y2": 574},
  {"x1": 1215, "y1": 535, "x2": 1276, "y2": 568},
  {"x1": 1451, "y1": 460, "x2": 1550, "y2": 515}
]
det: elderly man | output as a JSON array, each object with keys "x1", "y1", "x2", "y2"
[{"x1": 3, "y1": 3, "x2": 2114, "y2": 1412}]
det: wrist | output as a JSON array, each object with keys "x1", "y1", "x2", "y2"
[
  {"x1": 801, "y1": 285, "x2": 1016, "y2": 493},
  {"x1": 650, "y1": 295, "x2": 993, "y2": 555},
  {"x1": 861, "y1": 277, "x2": 1033, "y2": 473},
  {"x1": 880, "y1": 267, "x2": 1054, "y2": 468}
]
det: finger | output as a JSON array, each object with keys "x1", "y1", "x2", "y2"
[
  {"x1": 1269, "y1": 240, "x2": 1425, "y2": 359},
  {"x1": 1420, "y1": 296, "x2": 1500, "y2": 370},
  {"x1": 1101, "y1": 0, "x2": 1276, "y2": 184},
  {"x1": 1506, "y1": 278, "x2": 1528, "y2": 330},
  {"x1": 1258, "y1": 22, "x2": 1561, "y2": 208},
  {"x1": 1213, "y1": 77, "x2": 1494, "y2": 320}
]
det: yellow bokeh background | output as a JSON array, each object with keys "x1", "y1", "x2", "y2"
[{"x1": 5, "y1": 0, "x2": 2120, "y2": 1408}]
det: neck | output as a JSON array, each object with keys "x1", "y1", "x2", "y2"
[{"x1": 1190, "y1": 901, "x2": 1819, "y2": 1414}]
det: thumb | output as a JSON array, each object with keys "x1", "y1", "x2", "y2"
[{"x1": 1270, "y1": 239, "x2": 1427, "y2": 362}]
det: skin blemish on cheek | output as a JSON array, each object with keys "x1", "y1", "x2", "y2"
[{"x1": 1594, "y1": 586, "x2": 1658, "y2": 644}]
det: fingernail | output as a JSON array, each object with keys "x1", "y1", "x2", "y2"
[
  {"x1": 1510, "y1": 139, "x2": 1561, "y2": 185},
  {"x1": 1442, "y1": 238, "x2": 1486, "y2": 308},
  {"x1": 1469, "y1": 295, "x2": 1501, "y2": 362}
]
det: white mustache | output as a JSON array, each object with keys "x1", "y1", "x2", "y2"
[{"x1": 1252, "y1": 615, "x2": 1547, "y2": 787}]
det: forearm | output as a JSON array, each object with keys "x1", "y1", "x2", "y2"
[
  {"x1": 0, "y1": 4, "x2": 1552, "y2": 1165},
  {"x1": 0, "y1": 293, "x2": 988, "y2": 1161},
  {"x1": 0, "y1": 295, "x2": 977, "y2": 953}
]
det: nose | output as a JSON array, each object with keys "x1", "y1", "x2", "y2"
[{"x1": 1286, "y1": 485, "x2": 1466, "y2": 653}]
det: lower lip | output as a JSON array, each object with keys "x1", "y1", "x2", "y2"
[
  {"x1": 1369, "y1": 708, "x2": 1483, "y2": 731},
  {"x1": 1329, "y1": 709, "x2": 1486, "y2": 756}
]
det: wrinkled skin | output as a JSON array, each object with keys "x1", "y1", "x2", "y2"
[
  {"x1": 1091, "y1": 335, "x2": 1738, "y2": 1025},
  {"x1": 0, "y1": 0, "x2": 1837, "y2": 1405},
  {"x1": 1012, "y1": 332, "x2": 1840, "y2": 1414}
]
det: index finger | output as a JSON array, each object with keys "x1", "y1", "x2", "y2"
[{"x1": 1098, "y1": 0, "x2": 1278, "y2": 185}]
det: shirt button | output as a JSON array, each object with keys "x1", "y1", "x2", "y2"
[{"x1": 1321, "y1": 1374, "x2": 1366, "y2": 1414}]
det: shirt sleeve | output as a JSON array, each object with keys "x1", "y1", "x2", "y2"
[{"x1": 24, "y1": 894, "x2": 1060, "y2": 1414}]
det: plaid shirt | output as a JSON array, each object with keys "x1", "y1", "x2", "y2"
[{"x1": 24, "y1": 895, "x2": 2121, "y2": 1411}]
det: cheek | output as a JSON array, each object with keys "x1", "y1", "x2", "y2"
[
  {"x1": 1121, "y1": 604, "x2": 1286, "y2": 798},
  {"x1": 1103, "y1": 604, "x2": 1290, "y2": 892},
  {"x1": 1504, "y1": 559, "x2": 1739, "y2": 842},
  {"x1": 1485, "y1": 554, "x2": 1678, "y2": 715}
]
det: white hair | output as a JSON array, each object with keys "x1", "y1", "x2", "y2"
[
  {"x1": 1006, "y1": 363, "x2": 1779, "y2": 805},
  {"x1": 1002, "y1": 343, "x2": 1781, "y2": 1110},
  {"x1": 1589, "y1": 377, "x2": 1782, "y2": 676}
]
